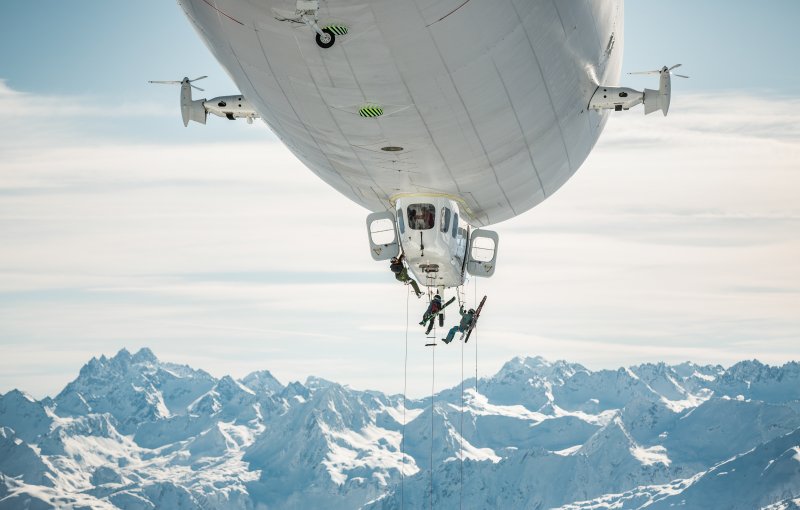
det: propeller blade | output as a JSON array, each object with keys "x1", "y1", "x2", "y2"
[
  {"x1": 630, "y1": 65, "x2": 688, "y2": 77},
  {"x1": 189, "y1": 75, "x2": 208, "y2": 82},
  {"x1": 148, "y1": 80, "x2": 182, "y2": 85},
  {"x1": 190, "y1": 84, "x2": 205, "y2": 91}
]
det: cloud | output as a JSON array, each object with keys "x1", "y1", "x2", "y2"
[
  {"x1": 0, "y1": 79, "x2": 170, "y2": 119},
  {"x1": 0, "y1": 83, "x2": 798, "y2": 398},
  {"x1": 600, "y1": 92, "x2": 800, "y2": 143}
]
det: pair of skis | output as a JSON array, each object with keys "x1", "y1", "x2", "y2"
[
  {"x1": 419, "y1": 297, "x2": 456, "y2": 327},
  {"x1": 421, "y1": 297, "x2": 455, "y2": 347},
  {"x1": 421, "y1": 295, "x2": 487, "y2": 346},
  {"x1": 460, "y1": 295, "x2": 487, "y2": 343}
]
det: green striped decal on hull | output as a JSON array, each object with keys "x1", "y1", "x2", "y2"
[
  {"x1": 324, "y1": 25, "x2": 348, "y2": 35},
  {"x1": 358, "y1": 105, "x2": 384, "y2": 118}
]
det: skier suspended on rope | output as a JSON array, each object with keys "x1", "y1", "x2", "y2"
[
  {"x1": 419, "y1": 294, "x2": 455, "y2": 334},
  {"x1": 442, "y1": 305, "x2": 475, "y2": 344},
  {"x1": 460, "y1": 295, "x2": 487, "y2": 343},
  {"x1": 390, "y1": 254, "x2": 422, "y2": 298}
]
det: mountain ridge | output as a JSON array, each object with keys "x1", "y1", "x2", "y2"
[{"x1": 0, "y1": 348, "x2": 798, "y2": 509}]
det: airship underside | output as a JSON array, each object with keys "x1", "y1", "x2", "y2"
[{"x1": 171, "y1": 0, "x2": 628, "y2": 288}]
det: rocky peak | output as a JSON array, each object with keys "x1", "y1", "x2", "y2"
[
  {"x1": 216, "y1": 375, "x2": 256, "y2": 399},
  {"x1": 725, "y1": 359, "x2": 767, "y2": 379},
  {"x1": 131, "y1": 347, "x2": 158, "y2": 364},
  {"x1": 305, "y1": 376, "x2": 338, "y2": 392},
  {"x1": 241, "y1": 370, "x2": 283, "y2": 395},
  {"x1": 495, "y1": 356, "x2": 587, "y2": 383},
  {"x1": 0, "y1": 390, "x2": 52, "y2": 444}
]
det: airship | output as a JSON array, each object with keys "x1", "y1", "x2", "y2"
[{"x1": 153, "y1": 0, "x2": 684, "y2": 293}]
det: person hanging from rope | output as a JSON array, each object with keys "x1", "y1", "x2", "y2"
[
  {"x1": 419, "y1": 294, "x2": 443, "y2": 335},
  {"x1": 442, "y1": 305, "x2": 475, "y2": 344},
  {"x1": 390, "y1": 254, "x2": 422, "y2": 298},
  {"x1": 420, "y1": 294, "x2": 455, "y2": 334}
]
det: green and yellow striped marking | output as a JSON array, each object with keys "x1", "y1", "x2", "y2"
[
  {"x1": 359, "y1": 105, "x2": 384, "y2": 118},
  {"x1": 324, "y1": 25, "x2": 348, "y2": 36}
]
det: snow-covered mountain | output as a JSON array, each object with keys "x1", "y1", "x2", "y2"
[{"x1": 0, "y1": 349, "x2": 798, "y2": 509}]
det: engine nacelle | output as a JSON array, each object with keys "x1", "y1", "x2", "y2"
[
  {"x1": 175, "y1": 78, "x2": 259, "y2": 126},
  {"x1": 590, "y1": 64, "x2": 683, "y2": 117},
  {"x1": 589, "y1": 86, "x2": 644, "y2": 112},
  {"x1": 203, "y1": 95, "x2": 259, "y2": 123}
]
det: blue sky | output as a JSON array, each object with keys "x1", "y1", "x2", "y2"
[
  {"x1": 1, "y1": 1, "x2": 799, "y2": 398},
  {"x1": 4, "y1": 0, "x2": 799, "y2": 97}
]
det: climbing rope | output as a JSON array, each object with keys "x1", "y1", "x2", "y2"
[
  {"x1": 407, "y1": 272, "x2": 480, "y2": 509},
  {"x1": 430, "y1": 326, "x2": 435, "y2": 510},
  {"x1": 460, "y1": 318, "x2": 465, "y2": 510},
  {"x1": 474, "y1": 278, "x2": 478, "y2": 392},
  {"x1": 401, "y1": 285, "x2": 410, "y2": 509},
  {"x1": 420, "y1": 271, "x2": 436, "y2": 510}
]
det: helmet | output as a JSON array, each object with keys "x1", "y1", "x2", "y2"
[
  {"x1": 468, "y1": 309, "x2": 475, "y2": 314},
  {"x1": 434, "y1": 294, "x2": 441, "y2": 300}
]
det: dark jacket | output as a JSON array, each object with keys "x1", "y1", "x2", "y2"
[
  {"x1": 458, "y1": 308, "x2": 475, "y2": 330},
  {"x1": 426, "y1": 298, "x2": 442, "y2": 315}
]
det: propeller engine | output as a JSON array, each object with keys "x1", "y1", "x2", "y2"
[
  {"x1": 149, "y1": 76, "x2": 259, "y2": 127},
  {"x1": 629, "y1": 64, "x2": 689, "y2": 116},
  {"x1": 149, "y1": 76, "x2": 209, "y2": 127},
  {"x1": 589, "y1": 64, "x2": 689, "y2": 117}
]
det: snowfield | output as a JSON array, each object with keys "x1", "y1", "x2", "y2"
[{"x1": 1, "y1": 349, "x2": 798, "y2": 509}]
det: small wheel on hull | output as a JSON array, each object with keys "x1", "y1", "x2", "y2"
[{"x1": 316, "y1": 28, "x2": 335, "y2": 49}]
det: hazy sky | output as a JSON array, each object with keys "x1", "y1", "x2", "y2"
[{"x1": 1, "y1": 1, "x2": 798, "y2": 399}]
